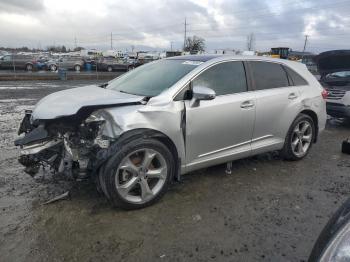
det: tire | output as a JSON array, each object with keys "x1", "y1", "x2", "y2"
[
  {"x1": 74, "y1": 65, "x2": 81, "y2": 72},
  {"x1": 281, "y1": 113, "x2": 315, "y2": 161},
  {"x1": 50, "y1": 64, "x2": 57, "y2": 71},
  {"x1": 127, "y1": 66, "x2": 134, "y2": 71},
  {"x1": 107, "y1": 66, "x2": 113, "y2": 72},
  {"x1": 101, "y1": 138, "x2": 174, "y2": 210},
  {"x1": 26, "y1": 64, "x2": 33, "y2": 71},
  {"x1": 96, "y1": 165, "x2": 110, "y2": 199}
]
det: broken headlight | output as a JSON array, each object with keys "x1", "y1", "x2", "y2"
[
  {"x1": 84, "y1": 113, "x2": 111, "y2": 149},
  {"x1": 85, "y1": 114, "x2": 106, "y2": 124}
]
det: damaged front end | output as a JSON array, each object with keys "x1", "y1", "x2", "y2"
[{"x1": 14, "y1": 110, "x2": 110, "y2": 179}]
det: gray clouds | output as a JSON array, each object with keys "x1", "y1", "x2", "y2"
[
  {"x1": 0, "y1": 0, "x2": 44, "y2": 13},
  {"x1": 0, "y1": 0, "x2": 349, "y2": 53}
]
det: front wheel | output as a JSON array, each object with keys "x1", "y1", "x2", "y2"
[
  {"x1": 281, "y1": 113, "x2": 315, "y2": 160},
  {"x1": 74, "y1": 65, "x2": 81, "y2": 72},
  {"x1": 100, "y1": 138, "x2": 174, "y2": 210}
]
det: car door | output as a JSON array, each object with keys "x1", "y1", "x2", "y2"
[
  {"x1": 1, "y1": 55, "x2": 13, "y2": 69},
  {"x1": 247, "y1": 61, "x2": 300, "y2": 154},
  {"x1": 184, "y1": 61, "x2": 256, "y2": 171}
]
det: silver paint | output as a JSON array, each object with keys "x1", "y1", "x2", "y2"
[{"x1": 30, "y1": 56, "x2": 327, "y2": 175}]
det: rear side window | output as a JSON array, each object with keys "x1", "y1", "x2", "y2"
[
  {"x1": 283, "y1": 66, "x2": 308, "y2": 86},
  {"x1": 250, "y1": 61, "x2": 289, "y2": 90},
  {"x1": 193, "y1": 61, "x2": 247, "y2": 96}
]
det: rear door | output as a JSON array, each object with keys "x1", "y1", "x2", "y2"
[
  {"x1": 247, "y1": 61, "x2": 300, "y2": 153},
  {"x1": 185, "y1": 61, "x2": 256, "y2": 171}
]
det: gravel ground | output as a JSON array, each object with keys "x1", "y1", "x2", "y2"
[{"x1": 0, "y1": 80, "x2": 349, "y2": 262}]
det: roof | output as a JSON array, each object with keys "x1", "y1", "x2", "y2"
[
  {"x1": 167, "y1": 54, "x2": 221, "y2": 62},
  {"x1": 166, "y1": 54, "x2": 306, "y2": 70}
]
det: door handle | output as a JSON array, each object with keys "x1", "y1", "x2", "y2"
[
  {"x1": 288, "y1": 93, "x2": 298, "y2": 100},
  {"x1": 240, "y1": 101, "x2": 255, "y2": 109}
]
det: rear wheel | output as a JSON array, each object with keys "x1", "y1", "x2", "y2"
[
  {"x1": 281, "y1": 113, "x2": 315, "y2": 160},
  {"x1": 107, "y1": 66, "x2": 113, "y2": 72},
  {"x1": 25, "y1": 64, "x2": 33, "y2": 71},
  {"x1": 50, "y1": 64, "x2": 57, "y2": 71},
  {"x1": 100, "y1": 138, "x2": 174, "y2": 210}
]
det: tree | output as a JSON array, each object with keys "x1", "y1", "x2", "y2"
[
  {"x1": 184, "y1": 35, "x2": 205, "y2": 54},
  {"x1": 74, "y1": 46, "x2": 85, "y2": 51},
  {"x1": 246, "y1": 33, "x2": 255, "y2": 51}
]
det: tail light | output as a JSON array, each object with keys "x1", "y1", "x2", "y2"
[{"x1": 322, "y1": 89, "x2": 328, "y2": 99}]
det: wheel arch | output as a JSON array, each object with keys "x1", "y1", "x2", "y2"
[
  {"x1": 25, "y1": 62, "x2": 34, "y2": 69},
  {"x1": 299, "y1": 109, "x2": 319, "y2": 143},
  {"x1": 93, "y1": 128, "x2": 181, "y2": 181}
]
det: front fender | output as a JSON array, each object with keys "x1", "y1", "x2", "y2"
[{"x1": 97, "y1": 101, "x2": 186, "y2": 173}]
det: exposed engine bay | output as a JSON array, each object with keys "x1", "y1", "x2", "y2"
[{"x1": 15, "y1": 109, "x2": 110, "y2": 179}]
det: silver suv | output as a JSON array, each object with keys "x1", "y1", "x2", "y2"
[
  {"x1": 15, "y1": 55, "x2": 326, "y2": 209},
  {"x1": 47, "y1": 56, "x2": 85, "y2": 71},
  {"x1": 316, "y1": 50, "x2": 350, "y2": 119}
]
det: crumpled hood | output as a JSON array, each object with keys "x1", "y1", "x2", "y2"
[
  {"x1": 32, "y1": 85, "x2": 144, "y2": 120},
  {"x1": 315, "y1": 50, "x2": 350, "y2": 76}
]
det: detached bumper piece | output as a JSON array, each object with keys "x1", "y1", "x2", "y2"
[
  {"x1": 342, "y1": 139, "x2": 350, "y2": 155},
  {"x1": 14, "y1": 125, "x2": 48, "y2": 146}
]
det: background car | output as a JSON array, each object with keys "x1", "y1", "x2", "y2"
[
  {"x1": 47, "y1": 56, "x2": 85, "y2": 71},
  {"x1": 96, "y1": 57, "x2": 133, "y2": 72},
  {"x1": 316, "y1": 50, "x2": 350, "y2": 120},
  {"x1": 0, "y1": 54, "x2": 38, "y2": 71}
]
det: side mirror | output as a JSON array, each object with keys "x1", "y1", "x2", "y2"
[{"x1": 190, "y1": 86, "x2": 216, "y2": 107}]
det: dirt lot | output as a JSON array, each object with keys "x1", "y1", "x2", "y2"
[{"x1": 0, "y1": 80, "x2": 349, "y2": 262}]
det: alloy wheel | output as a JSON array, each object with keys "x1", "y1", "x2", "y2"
[
  {"x1": 115, "y1": 148, "x2": 168, "y2": 204},
  {"x1": 291, "y1": 120, "x2": 313, "y2": 157}
]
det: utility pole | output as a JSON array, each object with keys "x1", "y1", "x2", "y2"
[
  {"x1": 74, "y1": 35, "x2": 77, "y2": 49},
  {"x1": 183, "y1": 18, "x2": 187, "y2": 51},
  {"x1": 302, "y1": 35, "x2": 309, "y2": 53},
  {"x1": 110, "y1": 32, "x2": 113, "y2": 50},
  {"x1": 170, "y1": 41, "x2": 174, "y2": 51}
]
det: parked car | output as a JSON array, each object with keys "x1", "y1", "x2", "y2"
[
  {"x1": 97, "y1": 57, "x2": 133, "y2": 72},
  {"x1": 15, "y1": 55, "x2": 326, "y2": 209},
  {"x1": 0, "y1": 54, "x2": 37, "y2": 71},
  {"x1": 308, "y1": 197, "x2": 350, "y2": 261},
  {"x1": 316, "y1": 50, "x2": 350, "y2": 119},
  {"x1": 47, "y1": 56, "x2": 85, "y2": 71}
]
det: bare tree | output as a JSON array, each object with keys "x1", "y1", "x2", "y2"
[
  {"x1": 246, "y1": 33, "x2": 255, "y2": 51},
  {"x1": 184, "y1": 35, "x2": 205, "y2": 54}
]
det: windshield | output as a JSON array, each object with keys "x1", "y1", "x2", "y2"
[
  {"x1": 326, "y1": 71, "x2": 350, "y2": 79},
  {"x1": 107, "y1": 59, "x2": 201, "y2": 97}
]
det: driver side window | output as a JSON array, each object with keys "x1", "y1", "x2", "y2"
[
  {"x1": 192, "y1": 61, "x2": 247, "y2": 96},
  {"x1": 3, "y1": 56, "x2": 11, "y2": 62}
]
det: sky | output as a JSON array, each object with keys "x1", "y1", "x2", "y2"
[{"x1": 0, "y1": 0, "x2": 349, "y2": 53}]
